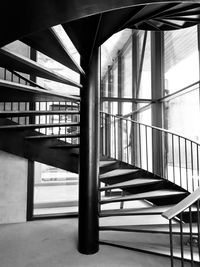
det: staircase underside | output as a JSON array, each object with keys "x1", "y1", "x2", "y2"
[{"x1": 0, "y1": 118, "x2": 79, "y2": 173}]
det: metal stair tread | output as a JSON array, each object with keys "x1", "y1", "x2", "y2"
[
  {"x1": 100, "y1": 161, "x2": 117, "y2": 167},
  {"x1": 100, "y1": 169, "x2": 138, "y2": 180},
  {"x1": 0, "y1": 48, "x2": 82, "y2": 88},
  {"x1": 100, "y1": 223, "x2": 199, "y2": 234},
  {"x1": 100, "y1": 178, "x2": 163, "y2": 191},
  {"x1": 50, "y1": 144, "x2": 80, "y2": 149},
  {"x1": 100, "y1": 189, "x2": 187, "y2": 204},
  {"x1": 0, "y1": 122, "x2": 80, "y2": 129},
  {"x1": 100, "y1": 240, "x2": 200, "y2": 262},
  {"x1": 100, "y1": 205, "x2": 173, "y2": 217},
  {"x1": 0, "y1": 110, "x2": 80, "y2": 117},
  {"x1": 26, "y1": 133, "x2": 80, "y2": 139}
]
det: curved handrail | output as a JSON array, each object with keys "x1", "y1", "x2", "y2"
[
  {"x1": 100, "y1": 111, "x2": 200, "y2": 192},
  {"x1": 162, "y1": 186, "x2": 200, "y2": 220},
  {"x1": 100, "y1": 111, "x2": 200, "y2": 147}
]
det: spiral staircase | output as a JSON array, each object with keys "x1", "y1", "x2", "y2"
[{"x1": 1, "y1": 1, "x2": 200, "y2": 266}]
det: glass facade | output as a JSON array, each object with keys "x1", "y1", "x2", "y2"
[{"x1": 101, "y1": 26, "x2": 200, "y2": 191}]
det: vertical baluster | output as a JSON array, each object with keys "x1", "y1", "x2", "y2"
[
  {"x1": 189, "y1": 206, "x2": 194, "y2": 266},
  {"x1": 45, "y1": 102, "x2": 48, "y2": 135},
  {"x1": 185, "y1": 140, "x2": 189, "y2": 191},
  {"x1": 65, "y1": 101, "x2": 67, "y2": 143},
  {"x1": 114, "y1": 116, "x2": 116, "y2": 159},
  {"x1": 70, "y1": 101, "x2": 72, "y2": 144},
  {"x1": 197, "y1": 145, "x2": 199, "y2": 187},
  {"x1": 4, "y1": 68, "x2": 6, "y2": 80},
  {"x1": 145, "y1": 126, "x2": 148, "y2": 171},
  {"x1": 179, "y1": 137, "x2": 182, "y2": 187},
  {"x1": 25, "y1": 102, "x2": 28, "y2": 125},
  {"x1": 139, "y1": 124, "x2": 141, "y2": 168},
  {"x1": 39, "y1": 102, "x2": 41, "y2": 134},
  {"x1": 105, "y1": 114, "x2": 108, "y2": 157},
  {"x1": 169, "y1": 219, "x2": 174, "y2": 267},
  {"x1": 52, "y1": 102, "x2": 54, "y2": 136},
  {"x1": 172, "y1": 134, "x2": 175, "y2": 184},
  {"x1": 18, "y1": 102, "x2": 20, "y2": 124},
  {"x1": 103, "y1": 113, "x2": 105, "y2": 156},
  {"x1": 126, "y1": 120, "x2": 129, "y2": 164},
  {"x1": 10, "y1": 102, "x2": 13, "y2": 122},
  {"x1": 11, "y1": 72, "x2": 13, "y2": 82},
  {"x1": 197, "y1": 200, "x2": 200, "y2": 262},
  {"x1": 180, "y1": 212, "x2": 184, "y2": 267},
  {"x1": 165, "y1": 132, "x2": 169, "y2": 180},
  {"x1": 191, "y1": 142, "x2": 194, "y2": 192},
  {"x1": 59, "y1": 101, "x2": 61, "y2": 136}
]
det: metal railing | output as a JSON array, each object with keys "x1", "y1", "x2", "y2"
[
  {"x1": 162, "y1": 186, "x2": 200, "y2": 266},
  {"x1": 0, "y1": 67, "x2": 80, "y2": 143},
  {"x1": 0, "y1": 100, "x2": 80, "y2": 144},
  {"x1": 100, "y1": 111, "x2": 200, "y2": 192}
]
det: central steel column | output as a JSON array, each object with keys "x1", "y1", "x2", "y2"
[
  {"x1": 78, "y1": 48, "x2": 100, "y2": 254},
  {"x1": 151, "y1": 31, "x2": 164, "y2": 176}
]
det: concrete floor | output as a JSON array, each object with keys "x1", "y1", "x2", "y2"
[{"x1": 0, "y1": 218, "x2": 194, "y2": 267}]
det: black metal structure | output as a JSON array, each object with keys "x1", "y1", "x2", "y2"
[
  {"x1": 79, "y1": 49, "x2": 100, "y2": 254},
  {"x1": 1, "y1": 0, "x2": 200, "y2": 262}
]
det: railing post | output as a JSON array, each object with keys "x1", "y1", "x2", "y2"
[
  {"x1": 78, "y1": 48, "x2": 100, "y2": 254},
  {"x1": 27, "y1": 47, "x2": 37, "y2": 221},
  {"x1": 151, "y1": 31, "x2": 164, "y2": 176},
  {"x1": 117, "y1": 52, "x2": 123, "y2": 161},
  {"x1": 105, "y1": 113, "x2": 111, "y2": 157}
]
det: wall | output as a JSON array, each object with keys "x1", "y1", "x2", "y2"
[{"x1": 0, "y1": 150, "x2": 28, "y2": 224}]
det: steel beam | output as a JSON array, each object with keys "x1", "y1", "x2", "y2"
[{"x1": 151, "y1": 31, "x2": 164, "y2": 176}]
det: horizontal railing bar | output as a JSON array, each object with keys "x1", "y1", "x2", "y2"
[
  {"x1": 101, "y1": 97, "x2": 155, "y2": 103},
  {"x1": 122, "y1": 103, "x2": 152, "y2": 118},
  {"x1": 0, "y1": 110, "x2": 80, "y2": 117},
  {"x1": 162, "y1": 186, "x2": 200, "y2": 220},
  {"x1": 100, "y1": 111, "x2": 200, "y2": 147},
  {"x1": 159, "y1": 85, "x2": 199, "y2": 102},
  {"x1": 119, "y1": 81, "x2": 200, "y2": 118}
]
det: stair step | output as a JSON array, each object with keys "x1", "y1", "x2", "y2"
[
  {"x1": 0, "y1": 79, "x2": 80, "y2": 102},
  {"x1": 100, "y1": 178, "x2": 163, "y2": 191},
  {"x1": 100, "y1": 205, "x2": 173, "y2": 217},
  {"x1": 22, "y1": 27, "x2": 84, "y2": 75},
  {"x1": 0, "y1": 48, "x2": 82, "y2": 88},
  {"x1": 26, "y1": 133, "x2": 80, "y2": 139},
  {"x1": 100, "y1": 189, "x2": 187, "y2": 204},
  {"x1": 50, "y1": 144, "x2": 80, "y2": 149},
  {"x1": 0, "y1": 110, "x2": 80, "y2": 117},
  {"x1": 100, "y1": 223, "x2": 199, "y2": 235},
  {"x1": 100, "y1": 169, "x2": 138, "y2": 182},
  {"x1": 0, "y1": 122, "x2": 80, "y2": 130},
  {"x1": 100, "y1": 161, "x2": 117, "y2": 168},
  {"x1": 100, "y1": 241, "x2": 200, "y2": 262}
]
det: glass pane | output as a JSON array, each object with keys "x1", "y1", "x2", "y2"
[
  {"x1": 34, "y1": 162, "x2": 78, "y2": 216},
  {"x1": 138, "y1": 31, "x2": 151, "y2": 99},
  {"x1": 164, "y1": 26, "x2": 199, "y2": 93},
  {"x1": 121, "y1": 42, "x2": 132, "y2": 98}
]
